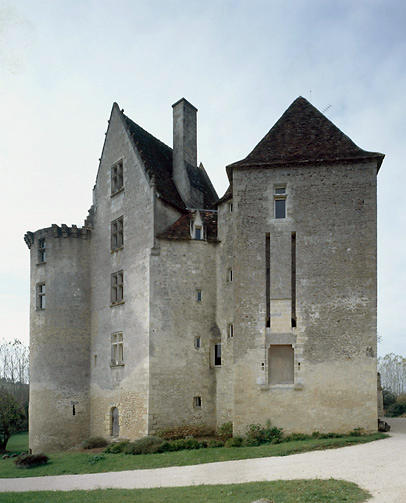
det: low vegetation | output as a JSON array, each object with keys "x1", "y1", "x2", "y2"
[
  {"x1": 383, "y1": 389, "x2": 406, "y2": 417},
  {"x1": 14, "y1": 453, "x2": 49, "y2": 468},
  {"x1": 0, "y1": 479, "x2": 372, "y2": 503},
  {"x1": 0, "y1": 428, "x2": 388, "y2": 479}
]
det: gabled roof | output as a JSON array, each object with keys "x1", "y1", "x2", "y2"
[
  {"x1": 122, "y1": 109, "x2": 218, "y2": 210},
  {"x1": 122, "y1": 113, "x2": 186, "y2": 210},
  {"x1": 157, "y1": 210, "x2": 218, "y2": 242},
  {"x1": 228, "y1": 97, "x2": 384, "y2": 172}
]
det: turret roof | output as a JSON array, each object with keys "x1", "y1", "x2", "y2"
[{"x1": 228, "y1": 97, "x2": 384, "y2": 172}]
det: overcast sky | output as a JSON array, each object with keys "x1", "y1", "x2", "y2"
[{"x1": 0, "y1": 0, "x2": 405, "y2": 357}]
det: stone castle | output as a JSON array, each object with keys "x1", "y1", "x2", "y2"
[{"x1": 25, "y1": 97, "x2": 384, "y2": 453}]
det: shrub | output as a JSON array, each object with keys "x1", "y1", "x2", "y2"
[
  {"x1": 155, "y1": 424, "x2": 214, "y2": 440},
  {"x1": 225, "y1": 436, "x2": 243, "y2": 448},
  {"x1": 15, "y1": 454, "x2": 48, "y2": 468},
  {"x1": 311, "y1": 431, "x2": 320, "y2": 439},
  {"x1": 207, "y1": 439, "x2": 224, "y2": 448},
  {"x1": 104, "y1": 441, "x2": 129, "y2": 454},
  {"x1": 382, "y1": 389, "x2": 397, "y2": 410},
  {"x1": 217, "y1": 421, "x2": 233, "y2": 441},
  {"x1": 124, "y1": 436, "x2": 164, "y2": 455},
  {"x1": 349, "y1": 428, "x2": 364, "y2": 437},
  {"x1": 245, "y1": 420, "x2": 283, "y2": 446},
  {"x1": 285, "y1": 433, "x2": 312, "y2": 442},
  {"x1": 82, "y1": 436, "x2": 109, "y2": 449},
  {"x1": 319, "y1": 432, "x2": 343, "y2": 439}
]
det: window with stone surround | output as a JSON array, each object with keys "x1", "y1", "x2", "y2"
[
  {"x1": 111, "y1": 160, "x2": 124, "y2": 194},
  {"x1": 227, "y1": 324, "x2": 234, "y2": 338},
  {"x1": 111, "y1": 332, "x2": 124, "y2": 365},
  {"x1": 111, "y1": 216, "x2": 124, "y2": 251},
  {"x1": 38, "y1": 238, "x2": 46, "y2": 263},
  {"x1": 111, "y1": 271, "x2": 124, "y2": 304},
  {"x1": 213, "y1": 343, "x2": 221, "y2": 367},
  {"x1": 194, "y1": 225, "x2": 202, "y2": 240},
  {"x1": 268, "y1": 344, "x2": 294, "y2": 384},
  {"x1": 36, "y1": 283, "x2": 46, "y2": 310},
  {"x1": 193, "y1": 396, "x2": 202, "y2": 408},
  {"x1": 274, "y1": 186, "x2": 287, "y2": 219},
  {"x1": 227, "y1": 268, "x2": 233, "y2": 282}
]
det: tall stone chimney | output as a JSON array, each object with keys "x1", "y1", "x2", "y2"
[{"x1": 172, "y1": 98, "x2": 199, "y2": 207}]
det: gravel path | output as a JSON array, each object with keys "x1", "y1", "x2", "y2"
[{"x1": 1, "y1": 418, "x2": 405, "y2": 502}]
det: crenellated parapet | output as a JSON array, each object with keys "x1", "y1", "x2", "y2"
[{"x1": 24, "y1": 224, "x2": 91, "y2": 249}]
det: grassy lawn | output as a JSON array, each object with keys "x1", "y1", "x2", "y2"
[
  {"x1": 0, "y1": 480, "x2": 372, "y2": 502},
  {"x1": 4, "y1": 432, "x2": 29, "y2": 454},
  {"x1": 0, "y1": 433, "x2": 387, "y2": 479}
]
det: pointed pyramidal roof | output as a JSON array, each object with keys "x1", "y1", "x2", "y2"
[{"x1": 228, "y1": 97, "x2": 384, "y2": 172}]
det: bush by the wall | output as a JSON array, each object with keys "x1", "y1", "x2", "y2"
[
  {"x1": 104, "y1": 441, "x2": 129, "y2": 454},
  {"x1": 225, "y1": 436, "x2": 243, "y2": 448},
  {"x1": 155, "y1": 424, "x2": 214, "y2": 440},
  {"x1": 15, "y1": 454, "x2": 48, "y2": 468},
  {"x1": 82, "y1": 436, "x2": 109, "y2": 449},
  {"x1": 207, "y1": 439, "x2": 224, "y2": 448},
  {"x1": 285, "y1": 433, "x2": 312, "y2": 442},
  {"x1": 124, "y1": 436, "x2": 164, "y2": 455},
  {"x1": 245, "y1": 420, "x2": 283, "y2": 446},
  {"x1": 217, "y1": 421, "x2": 233, "y2": 441}
]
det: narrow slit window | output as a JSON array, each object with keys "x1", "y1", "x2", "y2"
[
  {"x1": 195, "y1": 336, "x2": 201, "y2": 349},
  {"x1": 227, "y1": 268, "x2": 233, "y2": 282},
  {"x1": 193, "y1": 396, "x2": 202, "y2": 408},
  {"x1": 228, "y1": 324, "x2": 234, "y2": 338},
  {"x1": 291, "y1": 232, "x2": 297, "y2": 328},
  {"x1": 196, "y1": 290, "x2": 202, "y2": 302},
  {"x1": 266, "y1": 233, "x2": 270, "y2": 327},
  {"x1": 213, "y1": 343, "x2": 221, "y2": 366}
]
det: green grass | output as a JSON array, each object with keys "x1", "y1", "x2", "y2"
[
  {"x1": 0, "y1": 480, "x2": 372, "y2": 502},
  {"x1": 4, "y1": 432, "x2": 29, "y2": 454},
  {"x1": 0, "y1": 433, "x2": 387, "y2": 479}
]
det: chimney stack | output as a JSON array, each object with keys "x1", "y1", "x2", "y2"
[{"x1": 172, "y1": 98, "x2": 198, "y2": 207}]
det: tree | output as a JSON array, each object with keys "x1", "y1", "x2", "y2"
[
  {"x1": 377, "y1": 353, "x2": 406, "y2": 395},
  {"x1": 0, "y1": 388, "x2": 25, "y2": 451},
  {"x1": 0, "y1": 339, "x2": 29, "y2": 409}
]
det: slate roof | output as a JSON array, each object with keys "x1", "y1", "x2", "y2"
[
  {"x1": 157, "y1": 210, "x2": 218, "y2": 242},
  {"x1": 122, "y1": 111, "x2": 218, "y2": 210},
  {"x1": 228, "y1": 97, "x2": 384, "y2": 172}
]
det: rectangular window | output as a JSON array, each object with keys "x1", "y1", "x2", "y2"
[
  {"x1": 227, "y1": 324, "x2": 234, "y2": 338},
  {"x1": 38, "y1": 238, "x2": 46, "y2": 263},
  {"x1": 111, "y1": 332, "x2": 124, "y2": 365},
  {"x1": 194, "y1": 336, "x2": 201, "y2": 349},
  {"x1": 268, "y1": 344, "x2": 294, "y2": 384},
  {"x1": 37, "y1": 283, "x2": 46, "y2": 310},
  {"x1": 274, "y1": 186, "x2": 286, "y2": 219},
  {"x1": 193, "y1": 396, "x2": 202, "y2": 408},
  {"x1": 227, "y1": 268, "x2": 233, "y2": 282},
  {"x1": 229, "y1": 202, "x2": 233, "y2": 212},
  {"x1": 111, "y1": 160, "x2": 124, "y2": 194},
  {"x1": 111, "y1": 271, "x2": 124, "y2": 304},
  {"x1": 111, "y1": 216, "x2": 124, "y2": 251},
  {"x1": 196, "y1": 290, "x2": 202, "y2": 302},
  {"x1": 194, "y1": 226, "x2": 202, "y2": 240},
  {"x1": 213, "y1": 343, "x2": 221, "y2": 366}
]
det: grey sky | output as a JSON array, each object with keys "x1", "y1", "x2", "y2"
[{"x1": 1, "y1": 0, "x2": 405, "y2": 356}]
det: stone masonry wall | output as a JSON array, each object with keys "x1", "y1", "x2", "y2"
[
  {"x1": 29, "y1": 227, "x2": 91, "y2": 453},
  {"x1": 231, "y1": 160, "x2": 378, "y2": 435}
]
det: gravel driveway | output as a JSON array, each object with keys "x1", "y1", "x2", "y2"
[{"x1": 1, "y1": 418, "x2": 405, "y2": 502}]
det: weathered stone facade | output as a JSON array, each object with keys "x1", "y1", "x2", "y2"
[{"x1": 25, "y1": 97, "x2": 384, "y2": 452}]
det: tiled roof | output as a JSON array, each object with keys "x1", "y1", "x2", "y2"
[
  {"x1": 228, "y1": 97, "x2": 384, "y2": 172},
  {"x1": 157, "y1": 210, "x2": 218, "y2": 242},
  {"x1": 122, "y1": 112, "x2": 218, "y2": 210},
  {"x1": 122, "y1": 114, "x2": 185, "y2": 210}
]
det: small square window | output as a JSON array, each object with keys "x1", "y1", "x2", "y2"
[
  {"x1": 196, "y1": 290, "x2": 202, "y2": 302},
  {"x1": 111, "y1": 332, "x2": 124, "y2": 365},
  {"x1": 38, "y1": 238, "x2": 46, "y2": 263},
  {"x1": 111, "y1": 271, "x2": 124, "y2": 304},
  {"x1": 195, "y1": 336, "x2": 201, "y2": 349},
  {"x1": 111, "y1": 216, "x2": 124, "y2": 251},
  {"x1": 37, "y1": 283, "x2": 46, "y2": 310},
  {"x1": 111, "y1": 160, "x2": 124, "y2": 194},
  {"x1": 193, "y1": 396, "x2": 202, "y2": 408}
]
